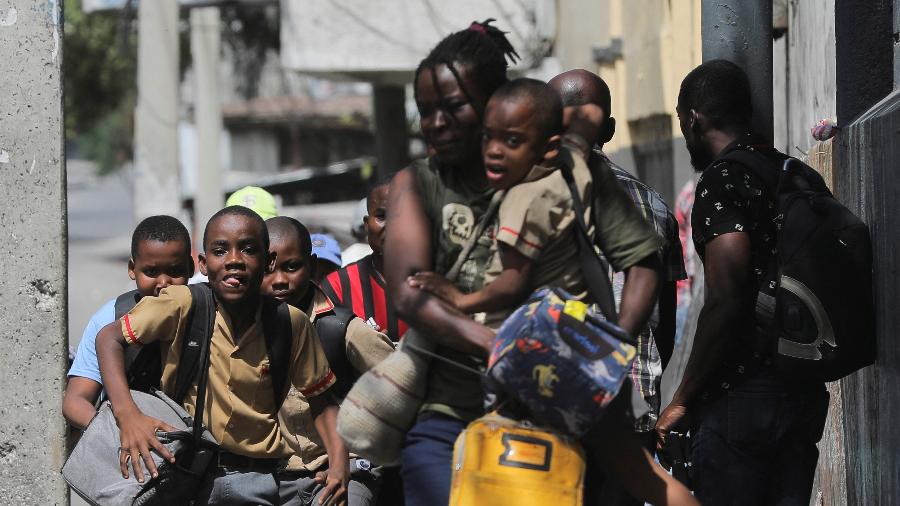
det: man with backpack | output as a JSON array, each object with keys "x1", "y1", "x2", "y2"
[{"x1": 656, "y1": 60, "x2": 833, "y2": 505}]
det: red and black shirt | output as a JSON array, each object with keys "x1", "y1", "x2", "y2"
[{"x1": 321, "y1": 255, "x2": 408, "y2": 341}]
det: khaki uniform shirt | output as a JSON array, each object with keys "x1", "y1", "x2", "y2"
[
  {"x1": 120, "y1": 285, "x2": 335, "y2": 459},
  {"x1": 280, "y1": 285, "x2": 394, "y2": 471}
]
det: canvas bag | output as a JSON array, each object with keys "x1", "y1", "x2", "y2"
[{"x1": 337, "y1": 190, "x2": 505, "y2": 465}]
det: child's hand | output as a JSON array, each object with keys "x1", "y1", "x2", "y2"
[
  {"x1": 408, "y1": 272, "x2": 464, "y2": 309},
  {"x1": 115, "y1": 408, "x2": 177, "y2": 482},
  {"x1": 314, "y1": 464, "x2": 349, "y2": 506}
]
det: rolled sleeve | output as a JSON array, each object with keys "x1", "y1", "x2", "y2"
[
  {"x1": 345, "y1": 318, "x2": 395, "y2": 373},
  {"x1": 497, "y1": 184, "x2": 567, "y2": 261},
  {"x1": 120, "y1": 285, "x2": 192, "y2": 346},
  {"x1": 289, "y1": 310, "x2": 336, "y2": 398}
]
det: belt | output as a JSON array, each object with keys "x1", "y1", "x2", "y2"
[{"x1": 216, "y1": 451, "x2": 285, "y2": 470}]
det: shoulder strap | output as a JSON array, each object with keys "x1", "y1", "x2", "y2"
[
  {"x1": 314, "y1": 306, "x2": 357, "y2": 399},
  {"x1": 559, "y1": 160, "x2": 619, "y2": 324},
  {"x1": 261, "y1": 298, "x2": 293, "y2": 410},
  {"x1": 114, "y1": 289, "x2": 141, "y2": 319},
  {"x1": 174, "y1": 283, "x2": 216, "y2": 406}
]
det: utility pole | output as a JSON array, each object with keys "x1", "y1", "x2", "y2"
[
  {"x1": 190, "y1": 6, "x2": 224, "y2": 241},
  {"x1": 701, "y1": 0, "x2": 774, "y2": 141},
  {"x1": 133, "y1": 0, "x2": 180, "y2": 220},
  {"x1": 0, "y1": 0, "x2": 67, "y2": 503}
]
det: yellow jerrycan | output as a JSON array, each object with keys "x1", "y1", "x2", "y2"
[{"x1": 449, "y1": 412, "x2": 586, "y2": 506}]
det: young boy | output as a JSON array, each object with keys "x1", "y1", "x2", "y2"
[
  {"x1": 323, "y1": 178, "x2": 409, "y2": 341},
  {"x1": 262, "y1": 215, "x2": 394, "y2": 505},
  {"x1": 411, "y1": 78, "x2": 661, "y2": 326},
  {"x1": 95, "y1": 206, "x2": 349, "y2": 505},
  {"x1": 63, "y1": 215, "x2": 193, "y2": 429}
]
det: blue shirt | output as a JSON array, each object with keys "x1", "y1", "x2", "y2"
[{"x1": 67, "y1": 298, "x2": 116, "y2": 384}]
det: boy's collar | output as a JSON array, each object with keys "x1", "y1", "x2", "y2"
[{"x1": 520, "y1": 160, "x2": 560, "y2": 184}]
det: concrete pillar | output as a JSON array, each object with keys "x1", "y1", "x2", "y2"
[
  {"x1": 701, "y1": 0, "x2": 774, "y2": 141},
  {"x1": 190, "y1": 7, "x2": 224, "y2": 240},
  {"x1": 372, "y1": 84, "x2": 410, "y2": 178},
  {"x1": 0, "y1": 0, "x2": 67, "y2": 503},
  {"x1": 133, "y1": 0, "x2": 180, "y2": 221}
]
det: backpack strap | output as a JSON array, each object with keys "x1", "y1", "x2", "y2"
[
  {"x1": 261, "y1": 298, "x2": 293, "y2": 410},
  {"x1": 314, "y1": 306, "x2": 358, "y2": 399},
  {"x1": 174, "y1": 283, "x2": 216, "y2": 406},
  {"x1": 559, "y1": 159, "x2": 619, "y2": 324},
  {"x1": 114, "y1": 289, "x2": 141, "y2": 319}
]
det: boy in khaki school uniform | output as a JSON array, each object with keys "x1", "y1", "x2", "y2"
[
  {"x1": 96, "y1": 206, "x2": 350, "y2": 506},
  {"x1": 262, "y1": 216, "x2": 394, "y2": 505}
]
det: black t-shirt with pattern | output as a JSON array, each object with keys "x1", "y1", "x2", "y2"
[{"x1": 691, "y1": 141, "x2": 785, "y2": 324}]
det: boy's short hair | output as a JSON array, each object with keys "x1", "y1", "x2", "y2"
[
  {"x1": 203, "y1": 205, "x2": 269, "y2": 252},
  {"x1": 678, "y1": 59, "x2": 753, "y2": 129},
  {"x1": 367, "y1": 174, "x2": 394, "y2": 201},
  {"x1": 266, "y1": 216, "x2": 312, "y2": 258},
  {"x1": 489, "y1": 77, "x2": 563, "y2": 138},
  {"x1": 131, "y1": 215, "x2": 192, "y2": 259}
]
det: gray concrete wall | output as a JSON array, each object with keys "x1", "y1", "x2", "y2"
[
  {"x1": 0, "y1": 0, "x2": 68, "y2": 503},
  {"x1": 834, "y1": 89, "x2": 900, "y2": 506}
]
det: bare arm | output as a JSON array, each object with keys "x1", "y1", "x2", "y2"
[
  {"x1": 587, "y1": 424, "x2": 699, "y2": 506},
  {"x1": 656, "y1": 232, "x2": 750, "y2": 446},
  {"x1": 62, "y1": 377, "x2": 103, "y2": 430},
  {"x1": 309, "y1": 394, "x2": 349, "y2": 506},
  {"x1": 96, "y1": 322, "x2": 175, "y2": 482},
  {"x1": 618, "y1": 255, "x2": 661, "y2": 337},
  {"x1": 385, "y1": 168, "x2": 495, "y2": 356},
  {"x1": 410, "y1": 243, "x2": 534, "y2": 314}
]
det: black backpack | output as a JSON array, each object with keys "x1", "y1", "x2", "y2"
[
  {"x1": 115, "y1": 284, "x2": 294, "y2": 408},
  {"x1": 718, "y1": 148, "x2": 876, "y2": 382},
  {"x1": 313, "y1": 306, "x2": 358, "y2": 399}
]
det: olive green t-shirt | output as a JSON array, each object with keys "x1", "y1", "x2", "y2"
[{"x1": 411, "y1": 157, "x2": 495, "y2": 421}]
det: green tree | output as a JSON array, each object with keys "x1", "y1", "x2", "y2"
[{"x1": 64, "y1": 0, "x2": 137, "y2": 173}]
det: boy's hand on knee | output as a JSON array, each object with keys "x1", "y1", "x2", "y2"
[
  {"x1": 408, "y1": 272, "x2": 463, "y2": 308},
  {"x1": 314, "y1": 464, "x2": 349, "y2": 506},
  {"x1": 115, "y1": 409, "x2": 177, "y2": 483}
]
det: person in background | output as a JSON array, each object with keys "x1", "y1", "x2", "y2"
[
  {"x1": 657, "y1": 59, "x2": 830, "y2": 506},
  {"x1": 547, "y1": 73, "x2": 685, "y2": 488},
  {"x1": 311, "y1": 233, "x2": 342, "y2": 284},
  {"x1": 674, "y1": 178, "x2": 697, "y2": 346},
  {"x1": 323, "y1": 175, "x2": 409, "y2": 342},
  {"x1": 342, "y1": 197, "x2": 374, "y2": 267},
  {"x1": 63, "y1": 216, "x2": 193, "y2": 429}
]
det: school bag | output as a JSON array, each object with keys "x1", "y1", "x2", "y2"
[
  {"x1": 313, "y1": 305, "x2": 358, "y2": 399},
  {"x1": 449, "y1": 412, "x2": 586, "y2": 506},
  {"x1": 716, "y1": 148, "x2": 876, "y2": 381},
  {"x1": 115, "y1": 290, "x2": 162, "y2": 393}
]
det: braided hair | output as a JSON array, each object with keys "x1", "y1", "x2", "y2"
[{"x1": 413, "y1": 19, "x2": 520, "y2": 119}]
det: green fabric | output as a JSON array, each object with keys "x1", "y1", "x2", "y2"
[
  {"x1": 587, "y1": 150, "x2": 662, "y2": 272},
  {"x1": 412, "y1": 158, "x2": 494, "y2": 421}
]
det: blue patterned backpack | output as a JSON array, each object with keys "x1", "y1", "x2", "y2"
[{"x1": 486, "y1": 287, "x2": 636, "y2": 437}]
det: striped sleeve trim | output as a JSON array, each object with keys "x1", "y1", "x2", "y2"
[
  {"x1": 122, "y1": 314, "x2": 139, "y2": 345},
  {"x1": 498, "y1": 226, "x2": 543, "y2": 250},
  {"x1": 300, "y1": 369, "x2": 336, "y2": 398}
]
